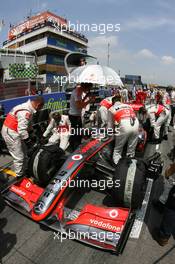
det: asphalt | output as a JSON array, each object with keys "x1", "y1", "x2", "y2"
[{"x1": 0, "y1": 136, "x2": 175, "y2": 264}]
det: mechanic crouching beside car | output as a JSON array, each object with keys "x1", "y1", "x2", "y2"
[
  {"x1": 139, "y1": 102, "x2": 170, "y2": 144},
  {"x1": 97, "y1": 96, "x2": 113, "y2": 128},
  {"x1": 97, "y1": 95, "x2": 118, "y2": 128},
  {"x1": 43, "y1": 111, "x2": 71, "y2": 151},
  {"x1": 1, "y1": 96, "x2": 45, "y2": 179},
  {"x1": 108, "y1": 94, "x2": 139, "y2": 165}
]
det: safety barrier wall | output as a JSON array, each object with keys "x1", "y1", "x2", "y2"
[{"x1": 0, "y1": 88, "x2": 113, "y2": 115}]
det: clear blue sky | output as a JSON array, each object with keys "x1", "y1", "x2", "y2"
[{"x1": 0, "y1": 0, "x2": 175, "y2": 85}]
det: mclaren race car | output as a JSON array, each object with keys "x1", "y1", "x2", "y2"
[{"x1": 1, "y1": 135, "x2": 162, "y2": 254}]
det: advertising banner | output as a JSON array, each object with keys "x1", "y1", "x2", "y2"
[
  {"x1": 0, "y1": 92, "x2": 67, "y2": 114},
  {"x1": 8, "y1": 11, "x2": 67, "y2": 40}
]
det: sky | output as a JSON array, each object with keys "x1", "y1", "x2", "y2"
[{"x1": 0, "y1": 0, "x2": 175, "y2": 85}]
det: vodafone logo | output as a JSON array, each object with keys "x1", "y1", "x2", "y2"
[
  {"x1": 109, "y1": 209, "x2": 118, "y2": 219},
  {"x1": 26, "y1": 182, "x2": 31, "y2": 188},
  {"x1": 89, "y1": 219, "x2": 121, "y2": 232},
  {"x1": 72, "y1": 154, "x2": 83, "y2": 161}
]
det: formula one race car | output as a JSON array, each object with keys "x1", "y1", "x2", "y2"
[{"x1": 1, "y1": 136, "x2": 162, "y2": 254}]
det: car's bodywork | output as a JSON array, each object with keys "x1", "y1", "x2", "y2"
[{"x1": 2, "y1": 137, "x2": 136, "y2": 254}]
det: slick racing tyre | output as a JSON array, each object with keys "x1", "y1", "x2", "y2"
[
  {"x1": 28, "y1": 144, "x2": 66, "y2": 186},
  {"x1": 112, "y1": 158, "x2": 147, "y2": 209}
]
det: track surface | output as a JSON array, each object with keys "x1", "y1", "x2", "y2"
[{"x1": 0, "y1": 137, "x2": 175, "y2": 264}]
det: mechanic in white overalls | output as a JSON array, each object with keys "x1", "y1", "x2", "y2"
[
  {"x1": 1, "y1": 96, "x2": 45, "y2": 178},
  {"x1": 98, "y1": 96, "x2": 119, "y2": 128},
  {"x1": 145, "y1": 103, "x2": 170, "y2": 143},
  {"x1": 108, "y1": 95, "x2": 139, "y2": 165},
  {"x1": 163, "y1": 90, "x2": 171, "y2": 130},
  {"x1": 98, "y1": 96, "x2": 113, "y2": 127},
  {"x1": 43, "y1": 111, "x2": 71, "y2": 151}
]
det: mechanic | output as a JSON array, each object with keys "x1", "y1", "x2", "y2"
[
  {"x1": 98, "y1": 95, "x2": 119, "y2": 128},
  {"x1": 69, "y1": 82, "x2": 95, "y2": 151},
  {"x1": 43, "y1": 111, "x2": 71, "y2": 151},
  {"x1": 108, "y1": 95, "x2": 139, "y2": 165},
  {"x1": 1, "y1": 96, "x2": 44, "y2": 178},
  {"x1": 163, "y1": 89, "x2": 172, "y2": 131},
  {"x1": 89, "y1": 111, "x2": 98, "y2": 127},
  {"x1": 98, "y1": 96, "x2": 113, "y2": 127},
  {"x1": 139, "y1": 103, "x2": 170, "y2": 144}
]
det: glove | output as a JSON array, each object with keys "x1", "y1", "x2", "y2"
[
  {"x1": 147, "y1": 160, "x2": 163, "y2": 180},
  {"x1": 146, "y1": 152, "x2": 163, "y2": 180}
]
